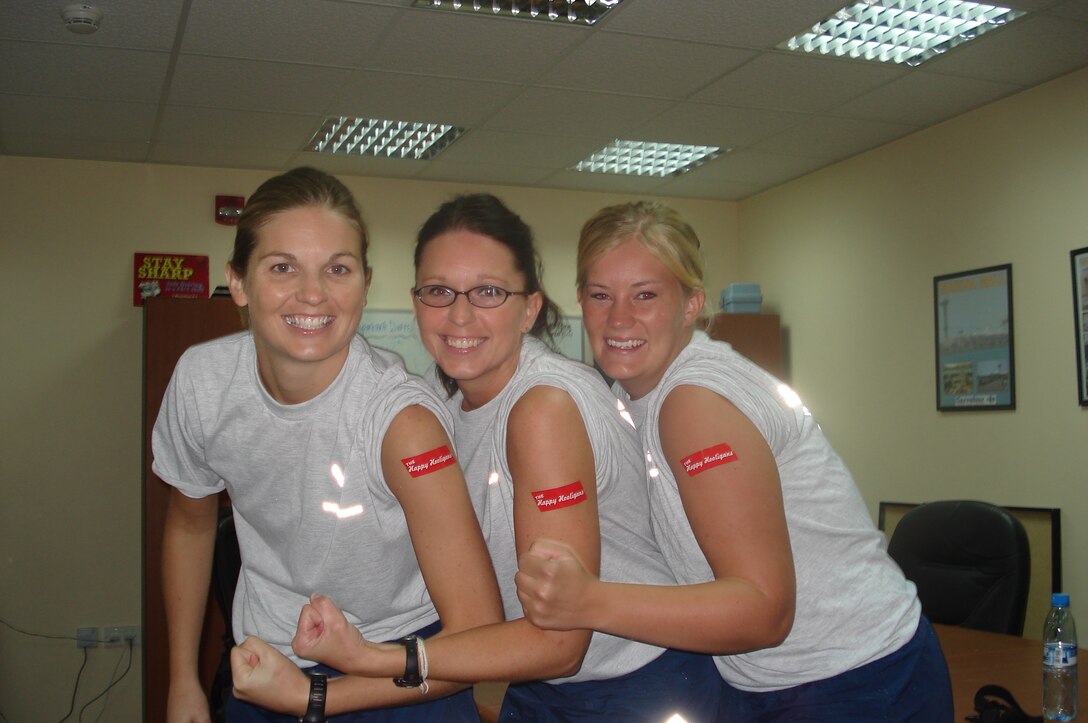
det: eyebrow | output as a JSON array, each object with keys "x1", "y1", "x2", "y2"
[
  {"x1": 418, "y1": 274, "x2": 514, "y2": 287},
  {"x1": 586, "y1": 279, "x2": 659, "y2": 290},
  {"x1": 256, "y1": 251, "x2": 360, "y2": 263}
]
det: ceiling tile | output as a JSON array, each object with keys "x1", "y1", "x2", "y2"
[
  {"x1": 169, "y1": 56, "x2": 351, "y2": 113},
  {"x1": 365, "y1": 9, "x2": 584, "y2": 82},
  {"x1": 753, "y1": 116, "x2": 919, "y2": 158},
  {"x1": 483, "y1": 87, "x2": 674, "y2": 137},
  {"x1": 436, "y1": 128, "x2": 605, "y2": 168},
  {"x1": 182, "y1": 0, "x2": 399, "y2": 66},
  {"x1": 921, "y1": 14, "x2": 1088, "y2": 85},
  {"x1": 330, "y1": 71, "x2": 522, "y2": 127},
  {"x1": 833, "y1": 73, "x2": 1023, "y2": 126},
  {"x1": 0, "y1": 42, "x2": 169, "y2": 102},
  {"x1": 631, "y1": 102, "x2": 805, "y2": 148},
  {"x1": 149, "y1": 143, "x2": 299, "y2": 170},
  {"x1": 601, "y1": 0, "x2": 848, "y2": 49},
  {"x1": 0, "y1": 95, "x2": 157, "y2": 142},
  {"x1": 418, "y1": 160, "x2": 555, "y2": 187},
  {"x1": 538, "y1": 32, "x2": 757, "y2": 98},
  {"x1": 155, "y1": 107, "x2": 321, "y2": 150},
  {"x1": 695, "y1": 52, "x2": 906, "y2": 113}
]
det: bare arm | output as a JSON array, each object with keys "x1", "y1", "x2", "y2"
[
  {"x1": 517, "y1": 384, "x2": 795, "y2": 654},
  {"x1": 299, "y1": 386, "x2": 598, "y2": 684},
  {"x1": 162, "y1": 488, "x2": 219, "y2": 723}
]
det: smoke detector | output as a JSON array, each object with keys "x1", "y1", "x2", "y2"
[{"x1": 60, "y1": 4, "x2": 103, "y2": 34}]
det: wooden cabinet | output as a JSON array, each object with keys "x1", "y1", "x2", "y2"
[
  {"x1": 142, "y1": 297, "x2": 243, "y2": 721},
  {"x1": 702, "y1": 312, "x2": 784, "y2": 379}
]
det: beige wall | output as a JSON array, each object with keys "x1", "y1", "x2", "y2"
[
  {"x1": 0, "y1": 157, "x2": 735, "y2": 720},
  {"x1": 740, "y1": 66, "x2": 1088, "y2": 631}
]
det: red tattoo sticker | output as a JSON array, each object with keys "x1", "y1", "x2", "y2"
[
  {"x1": 680, "y1": 443, "x2": 738, "y2": 476},
  {"x1": 532, "y1": 481, "x2": 587, "y2": 512},
  {"x1": 401, "y1": 445, "x2": 456, "y2": 478}
]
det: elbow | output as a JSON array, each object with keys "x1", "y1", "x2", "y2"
[
  {"x1": 549, "y1": 652, "x2": 587, "y2": 679},
  {"x1": 537, "y1": 630, "x2": 590, "y2": 679},
  {"x1": 759, "y1": 595, "x2": 795, "y2": 649},
  {"x1": 764, "y1": 607, "x2": 794, "y2": 648}
]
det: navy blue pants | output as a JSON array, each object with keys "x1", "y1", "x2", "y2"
[
  {"x1": 499, "y1": 647, "x2": 722, "y2": 722},
  {"x1": 226, "y1": 621, "x2": 480, "y2": 722},
  {"x1": 718, "y1": 616, "x2": 953, "y2": 722}
]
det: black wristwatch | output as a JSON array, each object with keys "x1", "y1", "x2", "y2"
[
  {"x1": 300, "y1": 671, "x2": 328, "y2": 723},
  {"x1": 392, "y1": 635, "x2": 423, "y2": 688}
]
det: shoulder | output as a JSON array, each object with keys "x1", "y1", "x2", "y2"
[
  {"x1": 509, "y1": 384, "x2": 579, "y2": 430},
  {"x1": 660, "y1": 384, "x2": 745, "y2": 426},
  {"x1": 173, "y1": 331, "x2": 250, "y2": 382},
  {"x1": 180, "y1": 330, "x2": 249, "y2": 361}
]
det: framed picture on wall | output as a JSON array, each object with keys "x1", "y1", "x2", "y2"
[
  {"x1": 933, "y1": 264, "x2": 1015, "y2": 411},
  {"x1": 1071, "y1": 247, "x2": 1088, "y2": 406}
]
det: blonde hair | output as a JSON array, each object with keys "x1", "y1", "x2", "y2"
[{"x1": 576, "y1": 201, "x2": 704, "y2": 296}]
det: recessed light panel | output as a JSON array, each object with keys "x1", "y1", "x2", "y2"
[
  {"x1": 779, "y1": 0, "x2": 1026, "y2": 66},
  {"x1": 306, "y1": 117, "x2": 465, "y2": 160},
  {"x1": 414, "y1": 0, "x2": 624, "y2": 25},
  {"x1": 573, "y1": 140, "x2": 722, "y2": 178}
]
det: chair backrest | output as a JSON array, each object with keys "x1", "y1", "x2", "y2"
[
  {"x1": 209, "y1": 508, "x2": 240, "y2": 722},
  {"x1": 211, "y1": 507, "x2": 241, "y2": 627},
  {"x1": 887, "y1": 500, "x2": 1030, "y2": 636}
]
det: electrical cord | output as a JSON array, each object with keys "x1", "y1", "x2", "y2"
[
  {"x1": 0, "y1": 616, "x2": 135, "y2": 723},
  {"x1": 78, "y1": 640, "x2": 133, "y2": 723},
  {"x1": 57, "y1": 648, "x2": 90, "y2": 723}
]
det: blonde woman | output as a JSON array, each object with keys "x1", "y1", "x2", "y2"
[{"x1": 515, "y1": 201, "x2": 953, "y2": 722}]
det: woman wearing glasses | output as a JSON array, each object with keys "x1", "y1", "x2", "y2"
[{"x1": 239, "y1": 194, "x2": 723, "y2": 721}]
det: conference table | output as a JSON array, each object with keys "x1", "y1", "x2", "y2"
[{"x1": 935, "y1": 623, "x2": 1084, "y2": 721}]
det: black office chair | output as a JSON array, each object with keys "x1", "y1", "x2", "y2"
[
  {"x1": 210, "y1": 507, "x2": 241, "y2": 722},
  {"x1": 887, "y1": 500, "x2": 1030, "y2": 636}
]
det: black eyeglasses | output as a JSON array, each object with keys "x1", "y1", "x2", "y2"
[{"x1": 412, "y1": 284, "x2": 530, "y2": 309}]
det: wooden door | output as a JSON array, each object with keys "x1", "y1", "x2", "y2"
[
  {"x1": 143, "y1": 297, "x2": 244, "y2": 721},
  {"x1": 703, "y1": 312, "x2": 784, "y2": 379}
]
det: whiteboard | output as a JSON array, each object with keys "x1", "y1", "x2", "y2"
[{"x1": 358, "y1": 309, "x2": 585, "y2": 375}]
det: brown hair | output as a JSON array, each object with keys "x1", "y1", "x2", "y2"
[
  {"x1": 414, "y1": 193, "x2": 563, "y2": 396},
  {"x1": 229, "y1": 166, "x2": 370, "y2": 279}
]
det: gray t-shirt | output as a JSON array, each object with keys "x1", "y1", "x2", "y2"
[
  {"x1": 625, "y1": 331, "x2": 920, "y2": 691},
  {"x1": 153, "y1": 332, "x2": 455, "y2": 664},
  {"x1": 439, "y1": 336, "x2": 675, "y2": 684}
]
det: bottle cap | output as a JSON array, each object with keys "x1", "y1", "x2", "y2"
[{"x1": 1052, "y1": 592, "x2": 1070, "y2": 607}]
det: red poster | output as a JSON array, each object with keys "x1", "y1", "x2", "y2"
[{"x1": 133, "y1": 253, "x2": 210, "y2": 306}]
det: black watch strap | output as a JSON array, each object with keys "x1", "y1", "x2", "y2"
[
  {"x1": 393, "y1": 635, "x2": 423, "y2": 688},
  {"x1": 300, "y1": 671, "x2": 328, "y2": 723}
]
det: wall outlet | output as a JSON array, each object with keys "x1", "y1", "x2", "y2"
[
  {"x1": 76, "y1": 626, "x2": 99, "y2": 648},
  {"x1": 103, "y1": 625, "x2": 140, "y2": 647}
]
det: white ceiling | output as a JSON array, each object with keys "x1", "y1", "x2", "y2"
[{"x1": 2, "y1": 0, "x2": 1086, "y2": 201}]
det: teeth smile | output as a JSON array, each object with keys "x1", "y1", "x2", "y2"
[
  {"x1": 285, "y1": 315, "x2": 333, "y2": 330},
  {"x1": 446, "y1": 337, "x2": 482, "y2": 349},
  {"x1": 606, "y1": 338, "x2": 644, "y2": 350}
]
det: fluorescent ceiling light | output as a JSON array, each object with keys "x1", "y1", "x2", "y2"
[
  {"x1": 573, "y1": 140, "x2": 722, "y2": 178},
  {"x1": 779, "y1": 0, "x2": 1026, "y2": 66},
  {"x1": 306, "y1": 117, "x2": 465, "y2": 160},
  {"x1": 414, "y1": 0, "x2": 624, "y2": 25}
]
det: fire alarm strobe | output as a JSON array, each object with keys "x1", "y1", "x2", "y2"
[{"x1": 216, "y1": 195, "x2": 245, "y2": 225}]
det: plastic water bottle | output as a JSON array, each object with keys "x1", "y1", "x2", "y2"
[{"x1": 1043, "y1": 592, "x2": 1078, "y2": 721}]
